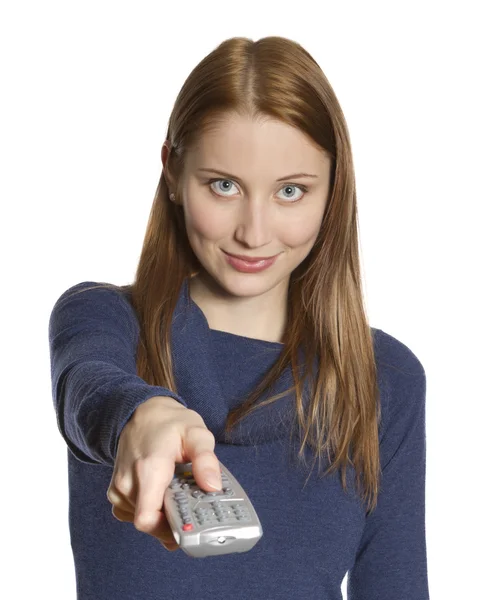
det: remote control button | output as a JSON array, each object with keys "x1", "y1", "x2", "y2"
[
  {"x1": 197, "y1": 516, "x2": 216, "y2": 524},
  {"x1": 182, "y1": 523, "x2": 193, "y2": 531},
  {"x1": 192, "y1": 490, "x2": 204, "y2": 498}
]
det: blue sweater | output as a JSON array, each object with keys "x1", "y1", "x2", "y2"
[{"x1": 48, "y1": 278, "x2": 429, "y2": 600}]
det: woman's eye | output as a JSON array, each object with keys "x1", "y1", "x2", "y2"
[
  {"x1": 209, "y1": 179, "x2": 238, "y2": 196},
  {"x1": 208, "y1": 179, "x2": 307, "y2": 203},
  {"x1": 277, "y1": 184, "x2": 306, "y2": 202}
]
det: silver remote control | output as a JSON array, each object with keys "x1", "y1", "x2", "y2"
[{"x1": 163, "y1": 461, "x2": 263, "y2": 557}]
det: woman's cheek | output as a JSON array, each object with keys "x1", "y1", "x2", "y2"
[{"x1": 187, "y1": 201, "x2": 232, "y2": 240}]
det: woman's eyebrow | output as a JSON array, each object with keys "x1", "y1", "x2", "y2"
[{"x1": 197, "y1": 168, "x2": 319, "y2": 182}]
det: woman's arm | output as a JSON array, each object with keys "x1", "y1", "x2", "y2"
[
  {"x1": 347, "y1": 357, "x2": 429, "y2": 599},
  {"x1": 48, "y1": 281, "x2": 187, "y2": 466}
]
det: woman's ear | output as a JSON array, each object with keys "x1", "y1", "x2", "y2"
[
  {"x1": 161, "y1": 140, "x2": 170, "y2": 165},
  {"x1": 161, "y1": 140, "x2": 176, "y2": 191}
]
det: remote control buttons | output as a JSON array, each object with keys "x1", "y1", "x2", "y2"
[
  {"x1": 168, "y1": 465, "x2": 256, "y2": 551},
  {"x1": 231, "y1": 503, "x2": 250, "y2": 521},
  {"x1": 191, "y1": 501, "x2": 251, "y2": 526},
  {"x1": 173, "y1": 491, "x2": 194, "y2": 528}
]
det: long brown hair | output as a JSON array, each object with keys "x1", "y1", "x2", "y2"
[{"x1": 69, "y1": 36, "x2": 381, "y2": 515}]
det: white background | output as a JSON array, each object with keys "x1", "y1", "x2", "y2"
[{"x1": 1, "y1": 1, "x2": 481, "y2": 598}]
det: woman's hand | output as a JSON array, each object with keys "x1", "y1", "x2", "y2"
[{"x1": 106, "y1": 395, "x2": 222, "y2": 551}]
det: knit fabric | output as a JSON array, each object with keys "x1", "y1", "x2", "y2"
[{"x1": 48, "y1": 279, "x2": 429, "y2": 599}]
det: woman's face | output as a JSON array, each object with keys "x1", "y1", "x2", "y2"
[{"x1": 164, "y1": 113, "x2": 332, "y2": 299}]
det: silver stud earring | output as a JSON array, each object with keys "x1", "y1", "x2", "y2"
[{"x1": 169, "y1": 193, "x2": 175, "y2": 201}]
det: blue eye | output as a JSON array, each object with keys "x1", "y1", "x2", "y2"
[
  {"x1": 278, "y1": 184, "x2": 306, "y2": 202},
  {"x1": 207, "y1": 179, "x2": 307, "y2": 203},
  {"x1": 210, "y1": 179, "x2": 237, "y2": 196}
]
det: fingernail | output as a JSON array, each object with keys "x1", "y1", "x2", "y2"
[{"x1": 205, "y1": 470, "x2": 222, "y2": 490}]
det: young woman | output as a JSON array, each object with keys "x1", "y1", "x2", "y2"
[{"x1": 49, "y1": 36, "x2": 429, "y2": 599}]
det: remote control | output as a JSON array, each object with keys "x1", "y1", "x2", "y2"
[{"x1": 163, "y1": 461, "x2": 263, "y2": 557}]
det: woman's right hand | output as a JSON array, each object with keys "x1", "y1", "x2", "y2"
[{"x1": 106, "y1": 395, "x2": 222, "y2": 551}]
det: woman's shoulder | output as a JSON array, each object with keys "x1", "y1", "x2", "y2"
[
  {"x1": 370, "y1": 326, "x2": 426, "y2": 441},
  {"x1": 370, "y1": 326, "x2": 425, "y2": 379},
  {"x1": 52, "y1": 280, "x2": 132, "y2": 308},
  {"x1": 49, "y1": 280, "x2": 137, "y2": 333}
]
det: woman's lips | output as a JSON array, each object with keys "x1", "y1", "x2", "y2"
[
  {"x1": 223, "y1": 251, "x2": 279, "y2": 273},
  {"x1": 224, "y1": 251, "x2": 279, "y2": 262}
]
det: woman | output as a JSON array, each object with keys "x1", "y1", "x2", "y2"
[{"x1": 48, "y1": 36, "x2": 429, "y2": 599}]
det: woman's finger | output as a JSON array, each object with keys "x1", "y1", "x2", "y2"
[
  {"x1": 112, "y1": 505, "x2": 179, "y2": 549},
  {"x1": 132, "y1": 457, "x2": 174, "y2": 531},
  {"x1": 107, "y1": 486, "x2": 136, "y2": 510},
  {"x1": 112, "y1": 505, "x2": 134, "y2": 523}
]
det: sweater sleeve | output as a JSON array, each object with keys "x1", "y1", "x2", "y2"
[
  {"x1": 347, "y1": 360, "x2": 429, "y2": 600},
  {"x1": 48, "y1": 281, "x2": 188, "y2": 467}
]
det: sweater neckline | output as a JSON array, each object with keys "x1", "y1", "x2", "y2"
[{"x1": 182, "y1": 277, "x2": 285, "y2": 347}]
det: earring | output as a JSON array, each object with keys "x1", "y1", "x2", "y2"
[{"x1": 169, "y1": 193, "x2": 175, "y2": 201}]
